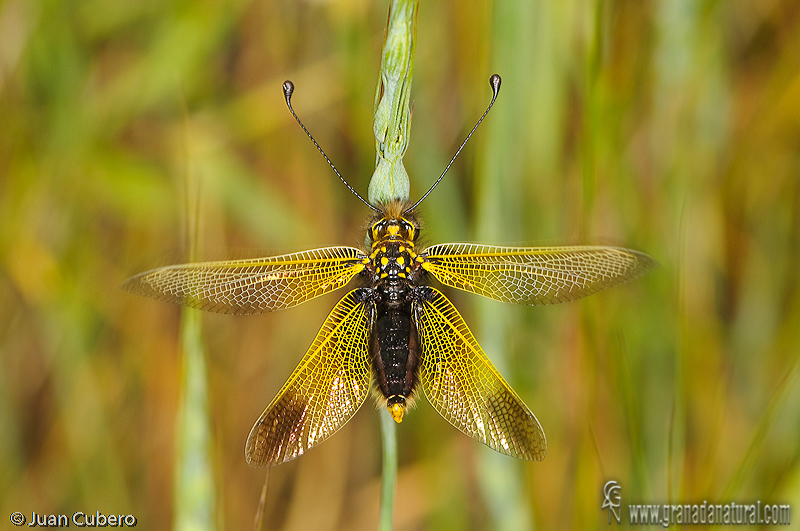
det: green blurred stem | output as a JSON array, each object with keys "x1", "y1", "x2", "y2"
[
  {"x1": 369, "y1": 0, "x2": 418, "y2": 205},
  {"x1": 174, "y1": 116, "x2": 216, "y2": 531},
  {"x1": 378, "y1": 410, "x2": 398, "y2": 531},
  {"x1": 472, "y1": 2, "x2": 534, "y2": 529},
  {"x1": 174, "y1": 309, "x2": 216, "y2": 531}
]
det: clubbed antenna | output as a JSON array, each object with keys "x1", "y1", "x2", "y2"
[
  {"x1": 404, "y1": 74, "x2": 502, "y2": 214},
  {"x1": 282, "y1": 80, "x2": 379, "y2": 213}
]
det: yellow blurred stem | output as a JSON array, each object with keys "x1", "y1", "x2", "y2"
[{"x1": 253, "y1": 469, "x2": 271, "y2": 531}]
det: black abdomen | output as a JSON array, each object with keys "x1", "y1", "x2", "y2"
[
  {"x1": 371, "y1": 303, "x2": 419, "y2": 404},
  {"x1": 377, "y1": 310, "x2": 411, "y2": 398}
]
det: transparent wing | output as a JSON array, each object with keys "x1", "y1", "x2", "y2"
[
  {"x1": 121, "y1": 246, "x2": 366, "y2": 314},
  {"x1": 414, "y1": 287, "x2": 545, "y2": 461},
  {"x1": 245, "y1": 289, "x2": 373, "y2": 467},
  {"x1": 422, "y1": 243, "x2": 655, "y2": 305}
]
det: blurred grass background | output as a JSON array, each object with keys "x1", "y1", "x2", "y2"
[{"x1": 2, "y1": 0, "x2": 800, "y2": 529}]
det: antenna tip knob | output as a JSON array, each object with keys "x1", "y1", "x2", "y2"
[
  {"x1": 489, "y1": 74, "x2": 501, "y2": 96},
  {"x1": 282, "y1": 80, "x2": 294, "y2": 103}
]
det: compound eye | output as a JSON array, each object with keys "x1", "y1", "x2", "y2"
[
  {"x1": 403, "y1": 220, "x2": 419, "y2": 241},
  {"x1": 370, "y1": 221, "x2": 382, "y2": 241},
  {"x1": 372, "y1": 219, "x2": 390, "y2": 241}
]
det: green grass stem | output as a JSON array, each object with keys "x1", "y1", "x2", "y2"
[
  {"x1": 174, "y1": 309, "x2": 216, "y2": 531},
  {"x1": 378, "y1": 410, "x2": 399, "y2": 531},
  {"x1": 174, "y1": 118, "x2": 216, "y2": 531},
  {"x1": 372, "y1": 1, "x2": 417, "y2": 529},
  {"x1": 369, "y1": 0, "x2": 417, "y2": 205}
]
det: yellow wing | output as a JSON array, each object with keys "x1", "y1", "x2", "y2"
[
  {"x1": 422, "y1": 243, "x2": 655, "y2": 305},
  {"x1": 246, "y1": 289, "x2": 373, "y2": 467},
  {"x1": 121, "y1": 246, "x2": 366, "y2": 314},
  {"x1": 414, "y1": 287, "x2": 545, "y2": 461}
]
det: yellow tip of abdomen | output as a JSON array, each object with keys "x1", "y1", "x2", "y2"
[{"x1": 390, "y1": 403, "x2": 405, "y2": 423}]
